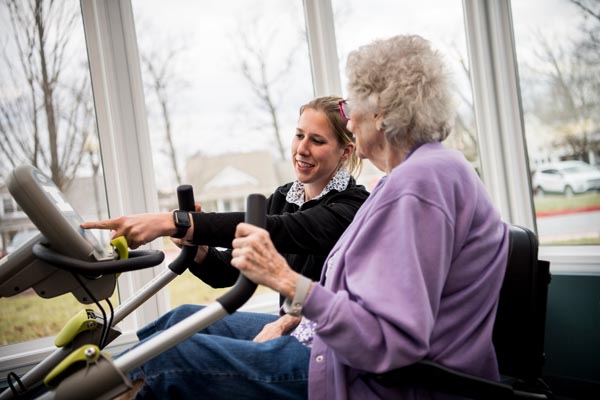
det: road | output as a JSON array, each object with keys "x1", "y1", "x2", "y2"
[{"x1": 536, "y1": 210, "x2": 600, "y2": 243}]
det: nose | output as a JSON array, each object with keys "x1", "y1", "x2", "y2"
[{"x1": 297, "y1": 137, "x2": 310, "y2": 155}]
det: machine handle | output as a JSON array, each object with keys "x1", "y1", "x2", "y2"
[
  {"x1": 168, "y1": 185, "x2": 198, "y2": 275},
  {"x1": 176, "y1": 184, "x2": 195, "y2": 212},
  {"x1": 32, "y1": 244, "x2": 165, "y2": 276},
  {"x1": 216, "y1": 193, "x2": 265, "y2": 314}
]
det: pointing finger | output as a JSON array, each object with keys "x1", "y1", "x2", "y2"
[{"x1": 81, "y1": 219, "x2": 119, "y2": 230}]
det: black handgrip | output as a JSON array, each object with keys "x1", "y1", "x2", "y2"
[
  {"x1": 217, "y1": 194, "x2": 265, "y2": 314},
  {"x1": 32, "y1": 243, "x2": 165, "y2": 276},
  {"x1": 169, "y1": 184, "x2": 199, "y2": 275},
  {"x1": 177, "y1": 184, "x2": 195, "y2": 211}
]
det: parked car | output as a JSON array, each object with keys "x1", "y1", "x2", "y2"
[{"x1": 532, "y1": 160, "x2": 600, "y2": 196}]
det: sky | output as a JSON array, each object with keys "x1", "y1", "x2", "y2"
[{"x1": 0, "y1": 0, "x2": 585, "y2": 188}]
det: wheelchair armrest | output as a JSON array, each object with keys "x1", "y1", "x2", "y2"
[{"x1": 372, "y1": 360, "x2": 550, "y2": 400}]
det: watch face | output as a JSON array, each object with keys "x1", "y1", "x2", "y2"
[
  {"x1": 175, "y1": 211, "x2": 191, "y2": 227},
  {"x1": 173, "y1": 210, "x2": 191, "y2": 239}
]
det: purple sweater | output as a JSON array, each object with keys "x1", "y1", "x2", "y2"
[{"x1": 302, "y1": 142, "x2": 509, "y2": 399}]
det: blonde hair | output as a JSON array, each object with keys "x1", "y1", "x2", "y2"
[
  {"x1": 299, "y1": 96, "x2": 362, "y2": 177},
  {"x1": 346, "y1": 35, "x2": 455, "y2": 149}
]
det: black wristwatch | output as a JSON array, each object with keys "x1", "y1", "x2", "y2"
[{"x1": 172, "y1": 210, "x2": 191, "y2": 239}]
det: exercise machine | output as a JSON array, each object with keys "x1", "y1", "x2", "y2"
[{"x1": 0, "y1": 165, "x2": 266, "y2": 399}]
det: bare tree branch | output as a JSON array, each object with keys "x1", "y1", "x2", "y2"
[
  {"x1": 569, "y1": 0, "x2": 600, "y2": 21},
  {"x1": 525, "y1": 23, "x2": 600, "y2": 162},
  {"x1": 1, "y1": 0, "x2": 93, "y2": 190},
  {"x1": 140, "y1": 45, "x2": 185, "y2": 185},
  {"x1": 233, "y1": 16, "x2": 302, "y2": 160}
]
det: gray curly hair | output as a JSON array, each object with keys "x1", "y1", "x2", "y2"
[{"x1": 345, "y1": 35, "x2": 455, "y2": 149}]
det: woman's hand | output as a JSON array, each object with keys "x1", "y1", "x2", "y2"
[
  {"x1": 253, "y1": 314, "x2": 301, "y2": 342},
  {"x1": 231, "y1": 223, "x2": 300, "y2": 298},
  {"x1": 81, "y1": 212, "x2": 175, "y2": 249}
]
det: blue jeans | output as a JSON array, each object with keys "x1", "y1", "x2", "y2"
[{"x1": 128, "y1": 304, "x2": 310, "y2": 399}]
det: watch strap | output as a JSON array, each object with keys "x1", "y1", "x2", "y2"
[
  {"x1": 283, "y1": 275, "x2": 312, "y2": 317},
  {"x1": 172, "y1": 210, "x2": 191, "y2": 239}
]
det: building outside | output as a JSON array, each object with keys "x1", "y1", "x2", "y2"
[{"x1": 0, "y1": 150, "x2": 385, "y2": 255}]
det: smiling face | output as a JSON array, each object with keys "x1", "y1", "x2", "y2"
[{"x1": 292, "y1": 108, "x2": 351, "y2": 200}]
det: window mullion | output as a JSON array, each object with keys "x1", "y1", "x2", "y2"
[
  {"x1": 303, "y1": 0, "x2": 342, "y2": 96},
  {"x1": 463, "y1": 0, "x2": 536, "y2": 231},
  {"x1": 81, "y1": 0, "x2": 169, "y2": 330}
]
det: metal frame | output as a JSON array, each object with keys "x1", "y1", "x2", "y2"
[{"x1": 462, "y1": 0, "x2": 536, "y2": 231}]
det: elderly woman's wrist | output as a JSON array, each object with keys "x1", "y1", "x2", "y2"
[
  {"x1": 276, "y1": 270, "x2": 300, "y2": 298},
  {"x1": 277, "y1": 314, "x2": 301, "y2": 333},
  {"x1": 281, "y1": 273, "x2": 313, "y2": 317}
]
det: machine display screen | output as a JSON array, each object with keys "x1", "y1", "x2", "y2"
[{"x1": 34, "y1": 169, "x2": 106, "y2": 257}]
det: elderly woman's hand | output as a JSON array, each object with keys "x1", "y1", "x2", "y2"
[
  {"x1": 253, "y1": 314, "x2": 302, "y2": 342},
  {"x1": 231, "y1": 222, "x2": 300, "y2": 298}
]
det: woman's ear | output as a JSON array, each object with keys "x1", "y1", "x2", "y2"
[
  {"x1": 341, "y1": 142, "x2": 355, "y2": 161},
  {"x1": 374, "y1": 114, "x2": 385, "y2": 132}
]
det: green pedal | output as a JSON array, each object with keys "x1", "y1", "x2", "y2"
[
  {"x1": 54, "y1": 309, "x2": 101, "y2": 348},
  {"x1": 44, "y1": 345, "x2": 107, "y2": 387}
]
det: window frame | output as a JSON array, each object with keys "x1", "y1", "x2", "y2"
[
  {"x1": 0, "y1": 0, "x2": 167, "y2": 383},
  {"x1": 463, "y1": 0, "x2": 599, "y2": 274},
  {"x1": 2, "y1": 0, "x2": 598, "y2": 389}
]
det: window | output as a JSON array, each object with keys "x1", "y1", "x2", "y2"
[
  {"x1": 0, "y1": 0, "x2": 110, "y2": 346},
  {"x1": 512, "y1": 0, "x2": 600, "y2": 246},
  {"x1": 2, "y1": 197, "x2": 15, "y2": 215},
  {"x1": 331, "y1": 0, "x2": 479, "y2": 190},
  {"x1": 131, "y1": 0, "x2": 313, "y2": 308}
]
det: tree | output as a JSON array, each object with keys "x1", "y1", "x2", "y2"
[
  {"x1": 529, "y1": 31, "x2": 600, "y2": 162},
  {"x1": 232, "y1": 15, "x2": 304, "y2": 160},
  {"x1": 521, "y1": 1, "x2": 600, "y2": 163},
  {"x1": 141, "y1": 47, "x2": 185, "y2": 185},
  {"x1": 443, "y1": 42, "x2": 479, "y2": 163},
  {"x1": 0, "y1": 0, "x2": 93, "y2": 190},
  {"x1": 570, "y1": 0, "x2": 600, "y2": 64}
]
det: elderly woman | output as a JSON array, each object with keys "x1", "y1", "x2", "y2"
[
  {"x1": 116, "y1": 35, "x2": 508, "y2": 399},
  {"x1": 231, "y1": 34, "x2": 509, "y2": 399}
]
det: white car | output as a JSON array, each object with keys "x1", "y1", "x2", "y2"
[{"x1": 532, "y1": 160, "x2": 600, "y2": 196}]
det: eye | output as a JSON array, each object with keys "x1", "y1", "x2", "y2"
[{"x1": 295, "y1": 133, "x2": 304, "y2": 139}]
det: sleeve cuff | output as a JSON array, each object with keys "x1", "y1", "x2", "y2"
[{"x1": 302, "y1": 283, "x2": 336, "y2": 322}]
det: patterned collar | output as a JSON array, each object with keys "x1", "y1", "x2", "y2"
[{"x1": 286, "y1": 169, "x2": 351, "y2": 207}]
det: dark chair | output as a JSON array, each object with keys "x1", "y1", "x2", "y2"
[{"x1": 373, "y1": 224, "x2": 553, "y2": 399}]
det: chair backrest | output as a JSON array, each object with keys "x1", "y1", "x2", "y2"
[
  {"x1": 373, "y1": 225, "x2": 553, "y2": 399},
  {"x1": 493, "y1": 224, "x2": 551, "y2": 382}
]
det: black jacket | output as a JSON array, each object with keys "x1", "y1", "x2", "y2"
[{"x1": 189, "y1": 177, "x2": 369, "y2": 291}]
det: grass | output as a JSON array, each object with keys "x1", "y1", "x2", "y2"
[
  {"x1": 544, "y1": 237, "x2": 600, "y2": 245},
  {"x1": 167, "y1": 269, "x2": 232, "y2": 307},
  {"x1": 167, "y1": 269, "x2": 273, "y2": 308},
  {"x1": 0, "y1": 269, "x2": 272, "y2": 346},
  {"x1": 0, "y1": 291, "x2": 119, "y2": 346},
  {"x1": 533, "y1": 192, "x2": 600, "y2": 213}
]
